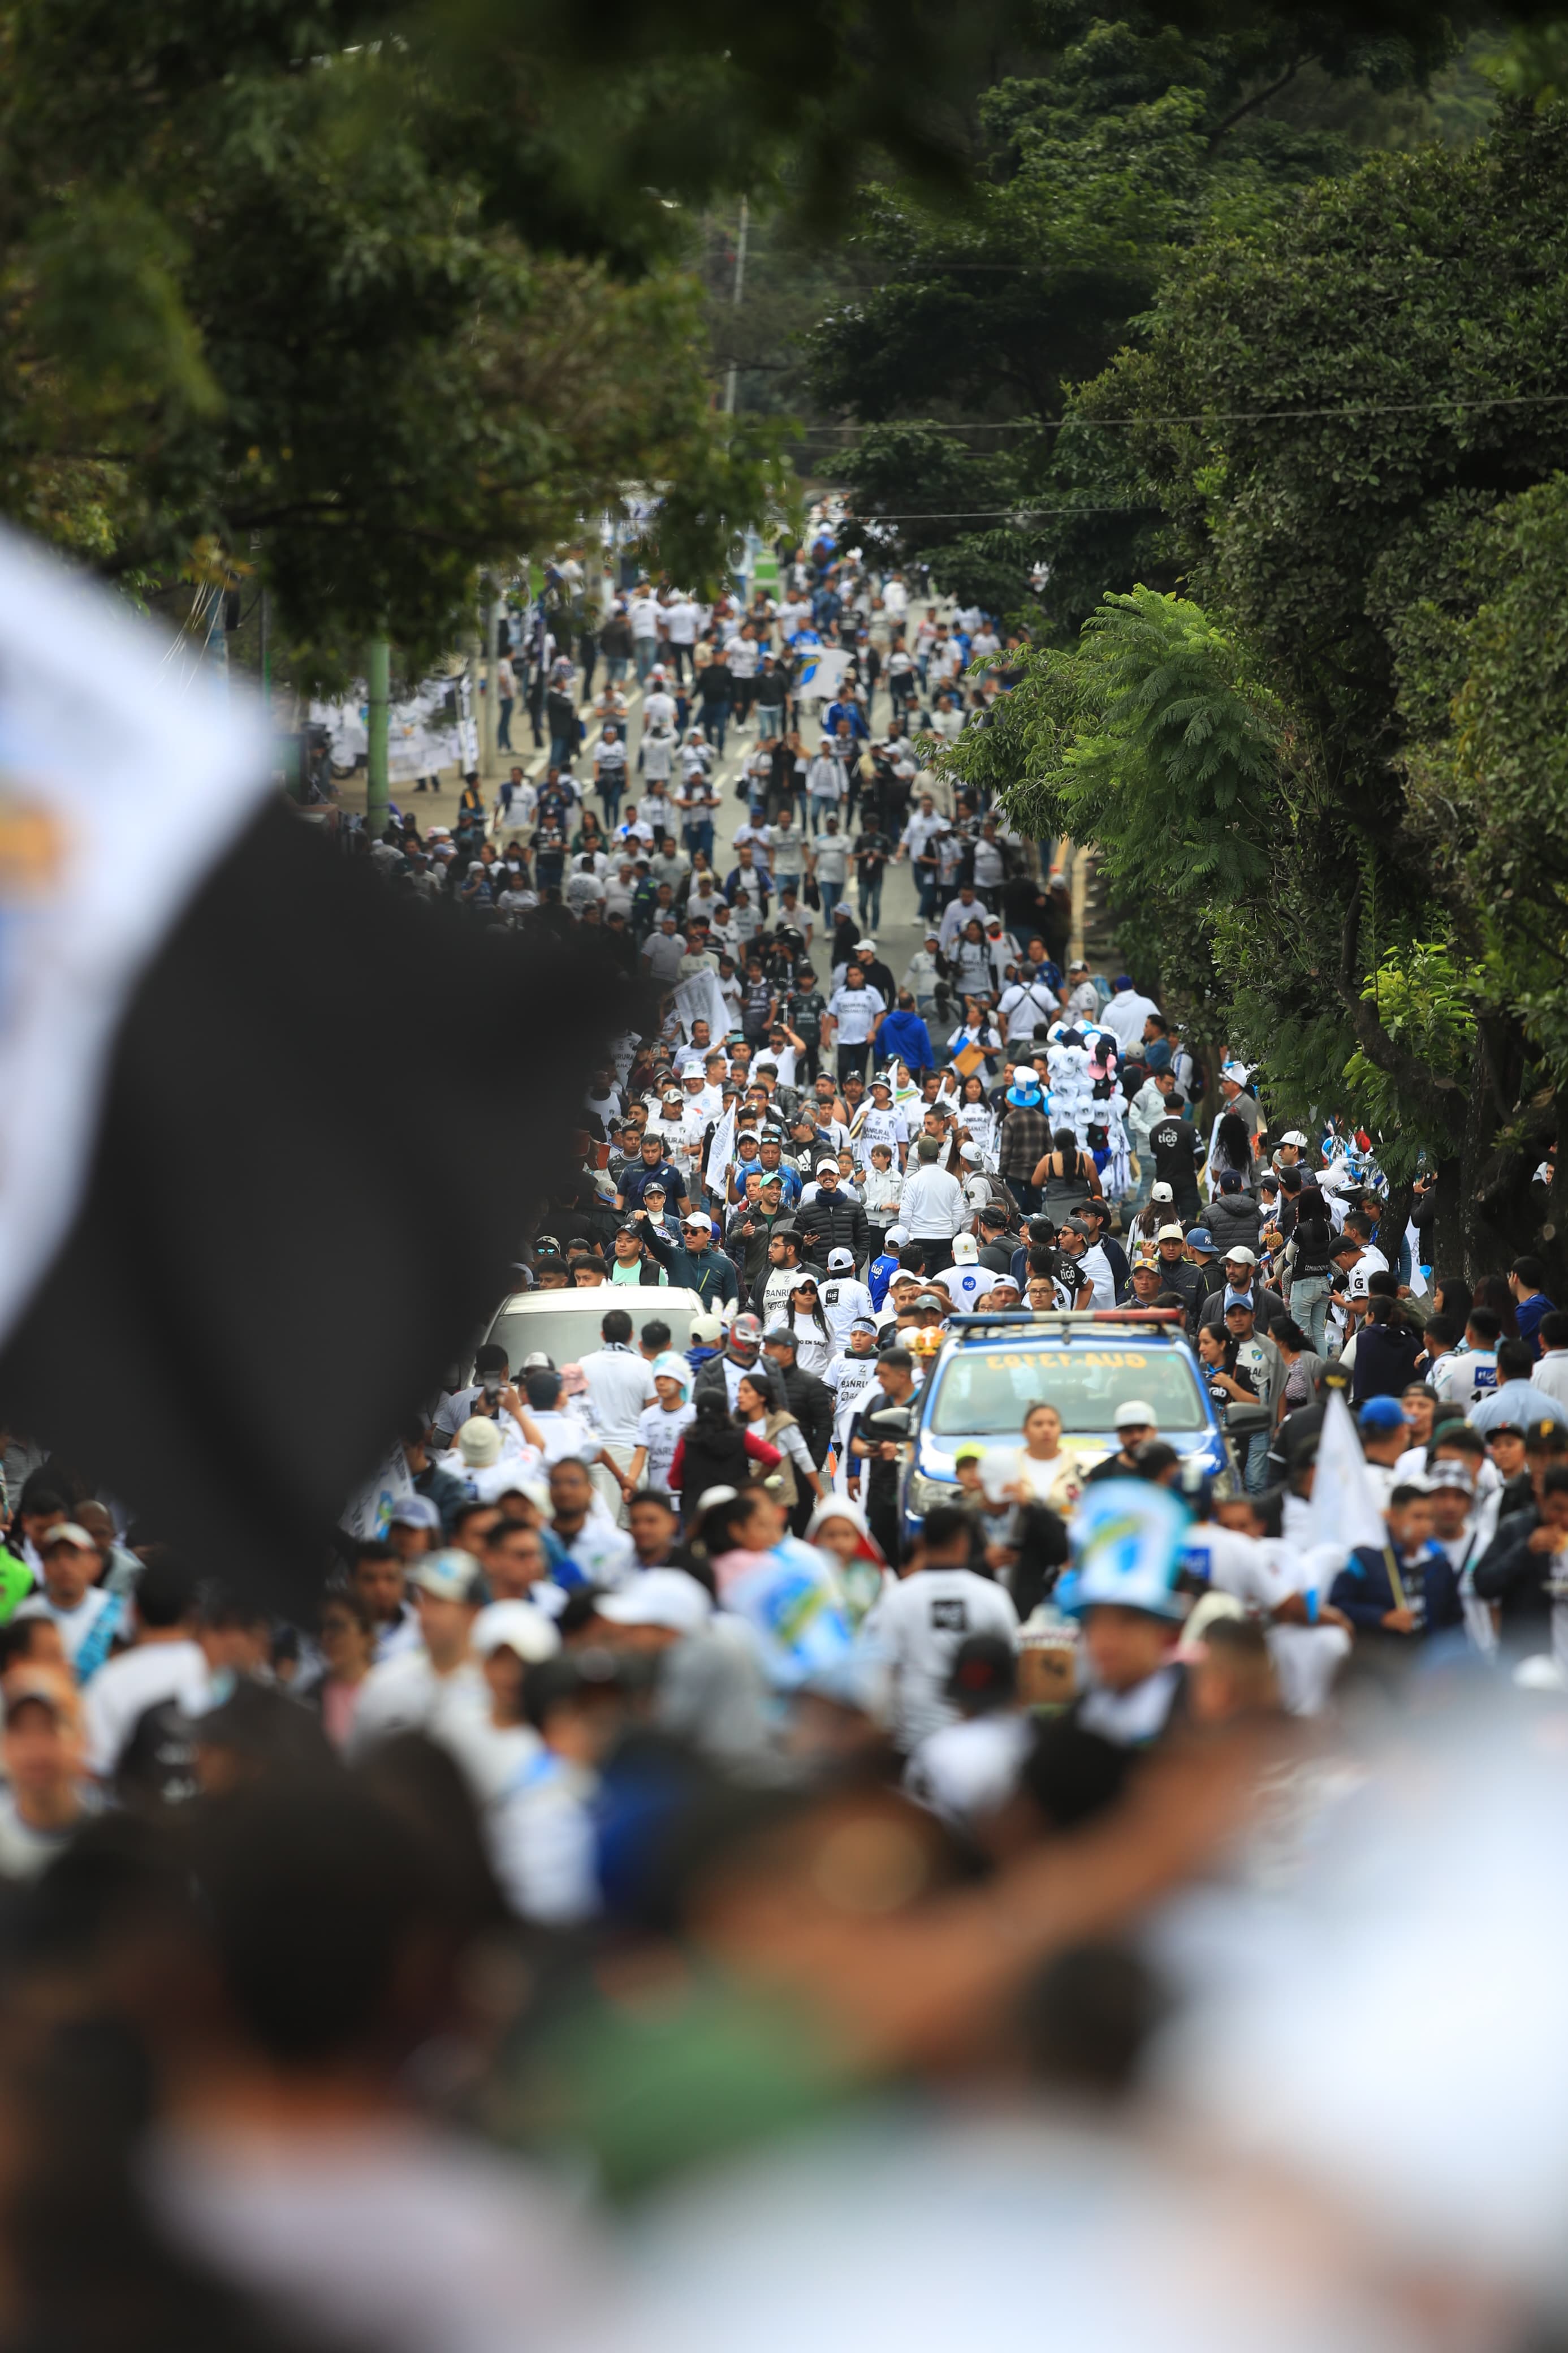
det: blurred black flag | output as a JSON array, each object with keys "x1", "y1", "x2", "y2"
[
  {"x1": 0, "y1": 801, "x2": 630, "y2": 1604},
  {"x1": 0, "y1": 528, "x2": 629, "y2": 1604}
]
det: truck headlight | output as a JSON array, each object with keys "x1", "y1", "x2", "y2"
[{"x1": 908, "y1": 1469, "x2": 954, "y2": 1514}]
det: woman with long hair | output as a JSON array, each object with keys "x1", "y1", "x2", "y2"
[
  {"x1": 783, "y1": 1277, "x2": 836, "y2": 1377},
  {"x1": 1031, "y1": 1126, "x2": 1102, "y2": 1225},
  {"x1": 1472, "y1": 1272, "x2": 1520, "y2": 1340},
  {"x1": 669, "y1": 1387, "x2": 782, "y2": 1528},
  {"x1": 954, "y1": 1070, "x2": 997, "y2": 1161},
  {"x1": 736, "y1": 1371, "x2": 823, "y2": 1513},
  {"x1": 1207, "y1": 1110, "x2": 1256, "y2": 1196}
]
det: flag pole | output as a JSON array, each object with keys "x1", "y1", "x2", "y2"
[{"x1": 366, "y1": 637, "x2": 390, "y2": 840}]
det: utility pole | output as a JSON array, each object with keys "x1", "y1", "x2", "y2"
[
  {"x1": 366, "y1": 636, "x2": 390, "y2": 840},
  {"x1": 722, "y1": 195, "x2": 749, "y2": 417}
]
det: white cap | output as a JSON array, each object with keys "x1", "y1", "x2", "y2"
[
  {"x1": 1281, "y1": 1130, "x2": 1309, "y2": 1147},
  {"x1": 473, "y1": 1601, "x2": 560, "y2": 1664},
  {"x1": 827, "y1": 1247, "x2": 854, "y2": 1270},
  {"x1": 596, "y1": 1569, "x2": 712, "y2": 1636},
  {"x1": 457, "y1": 1417, "x2": 503, "y2": 1466},
  {"x1": 885, "y1": 1225, "x2": 909, "y2": 1246},
  {"x1": 951, "y1": 1234, "x2": 979, "y2": 1262},
  {"x1": 1221, "y1": 1061, "x2": 1252, "y2": 1083},
  {"x1": 1114, "y1": 1399, "x2": 1157, "y2": 1430},
  {"x1": 1151, "y1": 1182, "x2": 1174, "y2": 1203},
  {"x1": 651, "y1": 1351, "x2": 692, "y2": 1390},
  {"x1": 815, "y1": 1157, "x2": 840, "y2": 1175},
  {"x1": 1223, "y1": 1246, "x2": 1258, "y2": 1267}
]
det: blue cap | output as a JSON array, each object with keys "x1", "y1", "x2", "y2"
[
  {"x1": 1186, "y1": 1227, "x2": 1215, "y2": 1251},
  {"x1": 1358, "y1": 1395, "x2": 1407, "y2": 1432}
]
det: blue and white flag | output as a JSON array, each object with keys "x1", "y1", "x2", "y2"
[{"x1": 796, "y1": 647, "x2": 850, "y2": 703}]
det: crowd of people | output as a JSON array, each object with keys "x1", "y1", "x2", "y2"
[{"x1": 0, "y1": 525, "x2": 1561, "y2": 2353}]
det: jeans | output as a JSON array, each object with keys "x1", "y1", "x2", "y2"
[
  {"x1": 701, "y1": 707, "x2": 728, "y2": 755},
  {"x1": 606, "y1": 657, "x2": 629, "y2": 684},
  {"x1": 810, "y1": 795, "x2": 839, "y2": 835},
  {"x1": 857, "y1": 877, "x2": 883, "y2": 928},
  {"x1": 634, "y1": 637, "x2": 658, "y2": 684},
  {"x1": 599, "y1": 781, "x2": 623, "y2": 823},
  {"x1": 1290, "y1": 1274, "x2": 1331, "y2": 1355},
  {"x1": 683, "y1": 821, "x2": 714, "y2": 861},
  {"x1": 1241, "y1": 1430, "x2": 1270, "y2": 1495},
  {"x1": 836, "y1": 1042, "x2": 871, "y2": 1084},
  {"x1": 497, "y1": 696, "x2": 513, "y2": 749},
  {"x1": 549, "y1": 730, "x2": 576, "y2": 770}
]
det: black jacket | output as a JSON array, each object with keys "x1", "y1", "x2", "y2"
[
  {"x1": 776, "y1": 1360, "x2": 834, "y2": 1466},
  {"x1": 795, "y1": 1188, "x2": 870, "y2": 1270}
]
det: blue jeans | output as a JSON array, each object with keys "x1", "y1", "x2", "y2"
[
  {"x1": 702, "y1": 708, "x2": 728, "y2": 754},
  {"x1": 810, "y1": 796, "x2": 839, "y2": 835},
  {"x1": 858, "y1": 877, "x2": 883, "y2": 928},
  {"x1": 634, "y1": 638, "x2": 657, "y2": 683},
  {"x1": 549, "y1": 730, "x2": 576, "y2": 769},
  {"x1": 1242, "y1": 1431, "x2": 1269, "y2": 1494},
  {"x1": 497, "y1": 697, "x2": 513, "y2": 749},
  {"x1": 1290, "y1": 1275, "x2": 1330, "y2": 1355},
  {"x1": 599, "y1": 779, "x2": 623, "y2": 822},
  {"x1": 683, "y1": 821, "x2": 714, "y2": 861}
]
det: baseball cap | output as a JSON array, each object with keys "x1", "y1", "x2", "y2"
[
  {"x1": 388, "y1": 1496, "x2": 442, "y2": 1532},
  {"x1": 1114, "y1": 1399, "x2": 1157, "y2": 1430},
  {"x1": 951, "y1": 1234, "x2": 979, "y2": 1262},
  {"x1": 456, "y1": 1419, "x2": 503, "y2": 1466},
  {"x1": 689, "y1": 1313, "x2": 724, "y2": 1347},
  {"x1": 472, "y1": 1601, "x2": 560, "y2": 1664},
  {"x1": 815, "y1": 1156, "x2": 839, "y2": 1175},
  {"x1": 684, "y1": 1210, "x2": 712, "y2": 1232},
  {"x1": 1151, "y1": 1182, "x2": 1174, "y2": 1203},
  {"x1": 651, "y1": 1351, "x2": 692, "y2": 1389},
  {"x1": 885, "y1": 1226, "x2": 909, "y2": 1246},
  {"x1": 1358, "y1": 1396, "x2": 1407, "y2": 1433},
  {"x1": 1155, "y1": 1223, "x2": 1187, "y2": 1244},
  {"x1": 988, "y1": 1273, "x2": 1021, "y2": 1295},
  {"x1": 1281, "y1": 1130, "x2": 1308, "y2": 1147},
  {"x1": 597, "y1": 1569, "x2": 712, "y2": 1636},
  {"x1": 827, "y1": 1247, "x2": 854, "y2": 1270},
  {"x1": 408, "y1": 1549, "x2": 487, "y2": 1605},
  {"x1": 40, "y1": 1522, "x2": 96, "y2": 1554},
  {"x1": 1223, "y1": 1246, "x2": 1258, "y2": 1267},
  {"x1": 520, "y1": 1349, "x2": 554, "y2": 1371}
]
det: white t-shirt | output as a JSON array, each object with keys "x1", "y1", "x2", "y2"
[
  {"x1": 828, "y1": 984, "x2": 885, "y2": 1046},
  {"x1": 1434, "y1": 1349, "x2": 1500, "y2": 1408},
  {"x1": 998, "y1": 977, "x2": 1061, "y2": 1042},
  {"x1": 628, "y1": 594, "x2": 661, "y2": 639},
  {"x1": 579, "y1": 1344, "x2": 659, "y2": 1445},
  {"x1": 863, "y1": 1570, "x2": 1019, "y2": 1751},
  {"x1": 935, "y1": 1264, "x2": 991, "y2": 1314},
  {"x1": 818, "y1": 1275, "x2": 875, "y2": 1346},
  {"x1": 84, "y1": 1637, "x2": 211, "y2": 1778},
  {"x1": 634, "y1": 1399, "x2": 696, "y2": 1496}
]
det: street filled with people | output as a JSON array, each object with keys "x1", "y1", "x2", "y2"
[{"x1": 2, "y1": 524, "x2": 1566, "y2": 2353}]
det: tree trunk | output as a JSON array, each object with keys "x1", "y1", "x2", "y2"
[
  {"x1": 1375, "y1": 1179, "x2": 1414, "y2": 1281},
  {"x1": 1428, "y1": 1153, "x2": 1466, "y2": 1287}
]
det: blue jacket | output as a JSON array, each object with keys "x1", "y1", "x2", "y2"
[
  {"x1": 642, "y1": 1230, "x2": 740, "y2": 1309},
  {"x1": 1330, "y1": 1541, "x2": 1463, "y2": 1638},
  {"x1": 876, "y1": 1008, "x2": 935, "y2": 1073},
  {"x1": 867, "y1": 1250, "x2": 900, "y2": 1312},
  {"x1": 823, "y1": 699, "x2": 869, "y2": 740}
]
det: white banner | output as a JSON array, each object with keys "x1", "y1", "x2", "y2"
[
  {"x1": 705, "y1": 1102, "x2": 737, "y2": 1194},
  {"x1": 1306, "y1": 1386, "x2": 1388, "y2": 1559},
  {"x1": 673, "y1": 968, "x2": 732, "y2": 1042},
  {"x1": 344, "y1": 1441, "x2": 416, "y2": 1540},
  {"x1": 796, "y1": 647, "x2": 850, "y2": 703}
]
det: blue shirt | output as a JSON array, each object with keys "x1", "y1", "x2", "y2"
[
  {"x1": 1469, "y1": 1377, "x2": 1568, "y2": 1434},
  {"x1": 1516, "y1": 1289, "x2": 1555, "y2": 1359},
  {"x1": 823, "y1": 700, "x2": 869, "y2": 740},
  {"x1": 867, "y1": 1250, "x2": 900, "y2": 1312},
  {"x1": 876, "y1": 1008, "x2": 935, "y2": 1073},
  {"x1": 621, "y1": 1158, "x2": 688, "y2": 1209}
]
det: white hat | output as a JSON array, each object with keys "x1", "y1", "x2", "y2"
[
  {"x1": 1151, "y1": 1182, "x2": 1174, "y2": 1203},
  {"x1": 989, "y1": 1273, "x2": 1021, "y2": 1295},
  {"x1": 688, "y1": 1313, "x2": 724, "y2": 1346},
  {"x1": 960, "y1": 1142, "x2": 982, "y2": 1163},
  {"x1": 1155, "y1": 1223, "x2": 1187, "y2": 1244},
  {"x1": 1221, "y1": 1061, "x2": 1252, "y2": 1083},
  {"x1": 684, "y1": 1210, "x2": 712, "y2": 1232},
  {"x1": 1113, "y1": 1399, "x2": 1157, "y2": 1430},
  {"x1": 596, "y1": 1569, "x2": 712, "y2": 1636},
  {"x1": 1281, "y1": 1130, "x2": 1309, "y2": 1147},
  {"x1": 1222, "y1": 1246, "x2": 1258, "y2": 1267},
  {"x1": 951, "y1": 1234, "x2": 979, "y2": 1262},
  {"x1": 855, "y1": 937, "x2": 877, "y2": 951},
  {"x1": 885, "y1": 1225, "x2": 909, "y2": 1246},
  {"x1": 457, "y1": 1417, "x2": 503, "y2": 1466},
  {"x1": 827, "y1": 1247, "x2": 854, "y2": 1270},
  {"x1": 815, "y1": 1156, "x2": 839, "y2": 1175},
  {"x1": 651, "y1": 1350, "x2": 692, "y2": 1390},
  {"x1": 473, "y1": 1601, "x2": 560, "y2": 1664}
]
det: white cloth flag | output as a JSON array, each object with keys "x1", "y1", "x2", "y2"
[
  {"x1": 673, "y1": 968, "x2": 731, "y2": 1043},
  {"x1": 1306, "y1": 1387, "x2": 1388, "y2": 1568},
  {"x1": 705, "y1": 1103, "x2": 737, "y2": 1194},
  {"x1": 796, "y1": 647, "x2": 850, "y2": 703}
]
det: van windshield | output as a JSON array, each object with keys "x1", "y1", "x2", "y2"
[{"x1": 930, "y1": 1345, "x2": 1205, "y2": 1436}]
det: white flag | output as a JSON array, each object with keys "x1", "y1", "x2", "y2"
[
  {"x1": 796, "y1": 647, "x2": 850, "y2": 703},
  {"x1": 1306, "y1": 1386, "x2": 1387, "y2": 1560},
  {"x1": 705, "y1": 1102, "x2": 736, "y2": 1193},
  {"x1": 673, "y1": 968, "x2": 731, "y2": 1043}
]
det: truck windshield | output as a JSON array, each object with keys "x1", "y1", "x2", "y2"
[{"x1": 930, "y1": 1345, "x2": 1206, "y2": 1435}]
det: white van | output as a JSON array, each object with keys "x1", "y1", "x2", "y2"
[{"x1": 478, "y1": 1287, "x2": 709, "y2": 1372}]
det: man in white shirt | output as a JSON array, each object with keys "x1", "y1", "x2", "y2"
[
  {"x1": 577, "y1": 1308, "x2": 659, "y2": 1514},
  {"x1": 932, "y1": 1232, "x2": 991, "y2": 1313},
  {"x1": 643, "y1": 675, "x2": 677, "y2": 732},
  {"x1": 1534, "y1": 1312, "x2": 1568, "y2": 1408},
  {"x1": 641, "y1": 915, "x2": 687, "y2": 988},
  {"x1": 825, "y1": 968, "x2": 885, "y2": 1081},
  {"x1": 937, "y1": 883, "x2": 986, "y2": 954},
  {"x1": 997, "y1": 968, "x2": 1061, "y2": 1045},
  {"x1": 1059, "y1": 1217, "x2": 1115, "y2": 1308},
  {"x1": 663, "y1": 593, "x2": 701, "y2": 678},
  {"x1": 862, "y1": 1505, "x2": 1018, "y2": 1752},
  {"x1": 629, "y1": 589, "x2": 662, "y2": 683},
  {"x1": 819, "y1": 1249, "x2": 875, "y2": 1346},
  {"x1": 349, "y1": 1550, "x2": 498, "y2": 1793},
  {"x1": 899, "y1": 1137, "x2": 966, "y2": 1269},
  {"x1": 82, "y1": 1555, "x2": 211, "y2": 1779},
  {"x1": 1100, "y1": 975, "x2": 1163, "y2": 1049}
]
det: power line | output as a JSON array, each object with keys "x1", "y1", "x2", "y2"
[{"x1": 780, "y1": 388, "x2": 1568, "y2": 435}]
